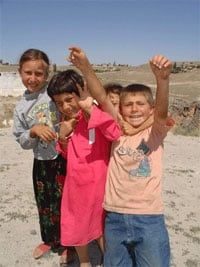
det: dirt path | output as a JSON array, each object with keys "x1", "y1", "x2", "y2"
[{"x1": 0, "y1": 128, "x2": 199, "y2": 267}]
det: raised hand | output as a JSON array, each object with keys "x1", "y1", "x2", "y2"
[
  {"x1": 72, "y1": 81, "x2": 93, "y2": 116},
  {"x1": 149, "y1": 55, "x2": 173, "y2": 80},
  {"x1": 67, "y1": 46, "x2": 90, "y2": 71}
]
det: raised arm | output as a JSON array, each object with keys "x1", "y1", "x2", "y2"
[
  {"x1": 149, "y1": 55, "x2": 173, "y2": 125},
  {"x1": 68, "y1": 46, "x2": 117, "y2": 120}
]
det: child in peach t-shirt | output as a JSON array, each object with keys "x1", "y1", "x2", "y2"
[{"x1": 68, "y1": 46, "x2": 174, "y2": 267}]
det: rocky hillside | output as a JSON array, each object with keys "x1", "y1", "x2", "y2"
[{"x1": 169, "y1": 99, "x2": 199, "y2": 136}]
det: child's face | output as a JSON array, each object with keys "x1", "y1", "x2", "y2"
[
  {"x1": 120, "y1": 92, "x2": 153, "y2": 127},
  {"x1": 19, "y1": 59, "x2": 48, "y2": 93},
  {"x1": 53, "y1": 92, "x2": 80, "y2": 119},
  {"x1": 108, "y1": 92, "x2": 120, "y2": 112}
]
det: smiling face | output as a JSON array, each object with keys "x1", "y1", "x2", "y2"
[
  {"x1": 53, "y1": 92, "x2": 80, "y2": 119},
  {"x1": 120, "y1": 92, "x2": 154, "y2": 127},
  {"x1": 19, "y1": 59, "x2": 48, "y2": 93}
]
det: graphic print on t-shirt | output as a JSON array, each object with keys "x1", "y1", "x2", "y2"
[{"x1": 117, "y1": 140, "x2": 151, "y2": 178}]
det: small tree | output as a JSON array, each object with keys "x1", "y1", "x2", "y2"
[{"x1": 172, "y1": 62, "x2": 181, "y2": 73}]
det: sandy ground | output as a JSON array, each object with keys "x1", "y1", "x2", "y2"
[{"x1": 0, "y1": 127, "x2": 199, "y2": 267}]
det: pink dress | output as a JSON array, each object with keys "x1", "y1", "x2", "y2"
[{"x1": 58, "y1": 105, "x2": 121, "y2": 246}]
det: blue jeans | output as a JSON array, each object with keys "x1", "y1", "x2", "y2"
[{"x1": 104, "y1": 212, "x2": 170, "y2": 267}]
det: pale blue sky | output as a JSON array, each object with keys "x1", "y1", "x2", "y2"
[{"x1": 1, "y1": 0, "x2": 199, "y2": 66}]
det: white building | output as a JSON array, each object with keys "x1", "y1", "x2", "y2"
[{"x1": 0, "y1": 72, "x2": 26, "y2": 96}]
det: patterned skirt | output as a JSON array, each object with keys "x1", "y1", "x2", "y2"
[{"x1": 32, "y1": 153, "x2": 66, "y2": 248}]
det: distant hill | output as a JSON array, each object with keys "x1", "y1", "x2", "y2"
[
  {"x1": 1, "y1": 61, "x2": 200, "y2": 73},
  {"x1": 0, "y1": 62, "x2": 200, "y2": 136}
]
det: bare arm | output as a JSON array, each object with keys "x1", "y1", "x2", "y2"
[
  {"x1": 119, "y1": 114, "x2": 154, "y2": 135},
  {"x1": 67, "y1": 46, "x2": 117, "y2": 120},
  {"x1": 149, "y1": 55, "x2": 173, "y2": 125}
]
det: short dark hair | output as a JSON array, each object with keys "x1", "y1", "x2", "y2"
[
  {"x1": 47, "y1": 69, "x2": 84, "y2": 99},
  {"x1": 104, "y1": 82, "x2": 123, "y2": 95},
  {"x1": 120, "y1": 84, "x2": 154, "y2": 107}
]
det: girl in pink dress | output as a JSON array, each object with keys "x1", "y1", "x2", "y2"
[{"x1": 47, "y1": 69, "x2": 121, "y2": 267}]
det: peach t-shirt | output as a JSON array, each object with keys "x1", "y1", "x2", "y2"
[{"x1": 103, "y1": 118, "x2": 174, "y2": 215}]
